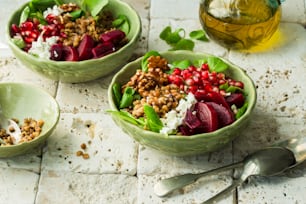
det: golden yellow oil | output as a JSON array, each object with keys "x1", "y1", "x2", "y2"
[{"x1": 199, "y1": 0, "x2": 282, "y2": 50}]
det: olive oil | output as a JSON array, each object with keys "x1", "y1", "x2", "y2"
[{"x1": 199, "y1": 0, "x2": 281, "y2": 49}]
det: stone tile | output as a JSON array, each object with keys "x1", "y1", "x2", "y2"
[
  {"x1": 123, "y1": 0, "x2": 150, "y2": 19},
  {"x1": 150, "y1": 0, "x2": 199, "y2": 19},
  {"x1": 138, "y1": 174, "x2": 233, "y2": 204},
  {"x1": 0, "y1": 167, "x2": 39, "y2": 204},
  {"x1": 0, "y1": 57, "x2": 58, "y2": 95},
  {"x1": 0, "y1": 149, "x2": 42, "y2": 173},
  {"x1": 233, "y1": 115, "x2": 306, "y2": 160},
  {"x1": 56, "y1": 78, "x2": 112, "y2": 113},
  {"x1": 229, "y1": 23, "x2": 306, "y2": 118},
  {"x1": 137, "y1": 144, "x2": 233, "y2": 176},
  {"x1": 237, "y1": 175, "x2": 306, "y2": 204},
  {"x1": 281, "y1": 0, "x2": 306, "y2": 24},
  {"x1": 36, "y1": 170, "x2": 138, "y2": 204},
  {"x1": 148, "y1": 19, "x2": 228, "y2": 56},
  {"x1": 42, "y1": 113, "x2": 138, "y2": 175}
]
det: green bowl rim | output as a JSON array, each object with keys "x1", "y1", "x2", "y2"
[
  {"x1": 0, "y1": 82, "x2": 60, "y2": 149},
  {"x1": 108, "y1": 50, "x2": 257, "y2": 140},
  {"x1": 5, "y1": 0, "x2": 142, "y2": 67}
]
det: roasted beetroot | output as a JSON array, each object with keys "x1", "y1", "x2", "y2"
[
  {"x1": 50, "y1": 44, "x2": 64, "y2": 61},
  {"x1": 92, "y1": 42, "x2": 115, "y2": 58},
  {"x1": 100, "y1": 30, "x2": 126, "y2": 44},
  {"x1": 206, "y1": 102, "x2": 234, "y2": 128},
  {"x1": 226, "y1": 93, "x2": 245, "y2": 108},
  {"x1": 78, "y1": 34, "x2": 95, "y2": 61},
  {"x1": 62, "y1": 46, "x2": 79, "y2": 61}
]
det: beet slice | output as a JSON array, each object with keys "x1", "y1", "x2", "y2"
[
  {"x1": 194, "y1": 102, "x2": 218, "y2": 132},
  {"x1": 99, "y1": 30, "x2": 126, "y2": 44},
  {"x1": 226, "y1": 93, "x2": 245, "y2": 108},
  {"x1": 78, "y1": 34, "x2": 95, "y2": 61},
  {"x1": 183, "y1": 109, "x2": 202, "y2": 130},
  {"x1": 206, "y1": 102, "x2": 235, "y2": 128},
  {"x1": 62, "y1": 46, "x2": 79, "y2": 61},
  {"x1": 92, "y1": 42, "x2": 115, "y2": 58},
  {"x1": 50, "y1": 44, "x2": 64, "y2": 61},
  {"x1": 194, "y1": 91, "x2": 230, "y2": 110}
]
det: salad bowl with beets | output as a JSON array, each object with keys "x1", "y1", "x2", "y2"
[
  {"x1": 6, "y1": 0, "x2": 141, "y2": 83},
  {"x1": 108, "y1": 50, "x2": 257, "y2": 156}
]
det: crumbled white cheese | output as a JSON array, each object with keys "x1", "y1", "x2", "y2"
[
  {"x1": 28, "y1": 35, "x2": 59, "y2": 60},
  {"x1": 160, "y1": 93, "x2": 197, "y2": 135},
  {"x1": 43, "y1": 5, "x2": 64, "y2": 18}
]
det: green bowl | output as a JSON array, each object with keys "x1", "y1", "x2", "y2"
[
  {"x1": 6, "y1": 0, "x2": 141, "y2": 83},
  {"x1": 0, "y1": 83, "x2": 60, "y2": 158},
  {"x1": 108, "y1": 51, "x2": 257, "y2": 156}
]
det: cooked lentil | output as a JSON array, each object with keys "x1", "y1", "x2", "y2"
[
  {"x1": 122, "y1": 55, "x2": 185, "y2": 118},
  {"x1": 0, "y1": 118, "x2": 44, "y2": 146}
]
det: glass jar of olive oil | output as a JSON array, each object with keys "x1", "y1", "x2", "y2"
[{"x1": 199, "y1": 0, "x2": 282, "y2": 50}]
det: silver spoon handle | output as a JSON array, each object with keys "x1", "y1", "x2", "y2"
[
  {"x1": 201, "y1": 179, "x2": 243, "y2": 204},
  {"x1": 154, "y1": 161, "x2": 243, "y2": 197}
]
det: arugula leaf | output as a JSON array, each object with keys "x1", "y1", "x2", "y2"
[
  {"x1": 189, "y1": 30, "x2": 208, "y2": 41},
  {"x1": 143, "y1": 104, "x2": 163, "y2": 132},
  {"x1": 83, "y1": 0, "x2": 109, "y2": 17},
  {"x1": 194, "y1": 58, "x2": 208, "y2": 67},
  {"x1": 141, "y1": 50, "x2": 161, "y2": 72},
  {"x1": 207, "y1": 57, "x2": 228, "y2": 72},
  {"x1": 226, "y1": 86, "x2": 245, "y2": 94},
  {"x1": 112, "y1": 83, "x2": 122, "y2": 108}
]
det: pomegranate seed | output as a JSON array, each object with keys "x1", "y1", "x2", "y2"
[
  {"x1": 200, "y1": 70, "x2": 209, "y2": 79},
  {"x1": 182, "y1": 70, "x2": 192, "y2": 79},
  {"x1": 185, "y1": 78, "x2": 195, "y2": 86},
  {"x1": 217, "y1": 73, "x2": 225, "y2": 79},
  {"x1": 173, "y1": 68, "x2": 181, "y2": 75},
  {"x1": 188, "y1": 66, "x2": 197, "y2": 72},
  {"x1": 11, "y1": 24, "x2": 20, "y2": 35},
  {"x1": 188, "y1": 85, "x2": 198, "y2": 94},
  {"x1": 201, "y1": 63, "x2": 209, "y2": 70},
  {"x1": 234, "y1": 81, "x2": 244, "y2": 89}
]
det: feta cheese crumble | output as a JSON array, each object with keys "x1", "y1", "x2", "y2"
[
  {"x1": 28, "y1": 34, "x2": 59, "y2": 59},
  {"x1": 160, "y1": 93, "x2": 197, "y2": 134},
  {"x1": 43, "y1": 5, "x2": 64, "y2": 18}
]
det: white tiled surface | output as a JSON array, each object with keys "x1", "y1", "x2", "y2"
[{"x1": 1, "y1": 0, "x2": 306, "y2": 204}]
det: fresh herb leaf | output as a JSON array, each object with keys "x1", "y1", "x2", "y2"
[
  {"x1": 20, "y1": 6, "x2": 30, "y2": 25},
  {"x1": 119, "y1": 87, "x2": 135, "y2": 109},
  {"x1": 70, "y1": 9, "x2": 83, "y2": 20},
  {"x1": 112, "y1": 15, "x2": 130, "y2": 35},
  {"x1": 160, "y1": 26, "x2": 185, "y2": 45},
  {"x1": 11, "y1": 37, "x2": 26, "y2": 49},
  {"x1": 170, "y1": 60, "x2": 192, "y2": 70},
  {"x1": 84, "y1": 0, "x2": 109, "y2": 17},
  {"x1": 107, "y1": 110, "x2": 144, "y2": 126},
  {"x1": 235, "y1": 102, "x2": 248, "y2": 119},
  {"x1": 194, "y1": 58, "x2": 208, "y2": 67},
  {"x1": 219, "y1": 82, "x2": 229, "y2": 90},
  {"x1": 189, "y1": 30, "x2": 208, "y2": 41},
  {"x1": 207, "y1": 57, "x2": 228, "y2": 72},
  {"x1": 171, "y1": 38, "x2": 194, "y2": 51},
  {"x1": 143, "y1": 104, "x2": 163, "y2": 132},
  {"x1": 226, "y1": 86, "x2": 244, "y2": 94},
  {"x1": 141, "y1": 50, "x2": 161, "y2": 72},
  {"x1": 112, "y1": 83, "x2": 122, "y2": 108}
]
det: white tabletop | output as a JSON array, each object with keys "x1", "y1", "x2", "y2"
[{"x1": 0, "y1": 0, "x2": 306, "y2": 203}]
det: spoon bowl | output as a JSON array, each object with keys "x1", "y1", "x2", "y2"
[
  {"x1": 154, "y1": 147, "x2": 296, "y2": 198},
  {"x1": 202, "y1": 147, "x2": 296, "y2": 203}
]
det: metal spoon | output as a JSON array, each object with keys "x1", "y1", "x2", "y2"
[
  {"x1": 154, "y1": 147, "x2": 296, "y2": 198},
  {"x1": 0, "y1": 107, "x2": 21, "y2": 145},
  {"x1": 201, "y1": 147, "x2": 296, "y2": 203}
]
